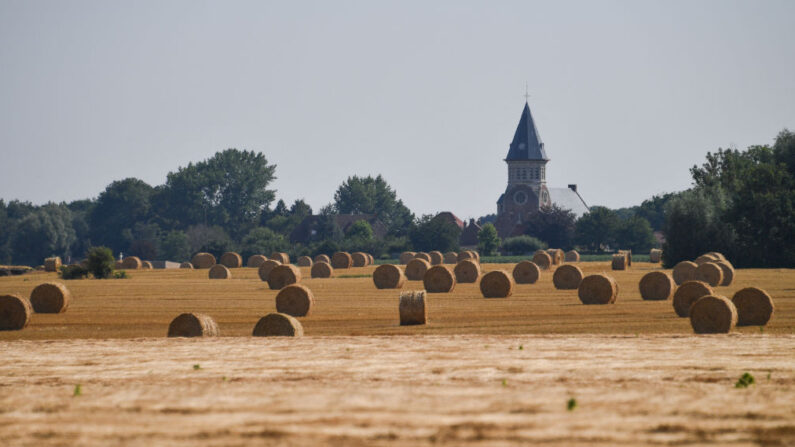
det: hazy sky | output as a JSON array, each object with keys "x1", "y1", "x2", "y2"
[{"x1": 1, "y1": 0, "x2": 793, "y2": 220}]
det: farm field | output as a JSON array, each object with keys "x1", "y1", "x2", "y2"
[{"x1": 0, "y1": 262, "x2": 793, "y2": 339}]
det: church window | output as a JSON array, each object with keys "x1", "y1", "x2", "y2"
[
  {"x1": 541, "y1": 167, "x2": 545, "y2": 179},
  {"x1": 534, "y1": 167, "x2": 539, "y2": 179},
  {"x1": 513, "y1": 191, "x2": 527, "y2": 205}
]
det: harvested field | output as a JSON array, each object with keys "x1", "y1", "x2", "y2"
[
  {"x1": 0, "y1": 262, "x2": 793, "y2": 339},
  {"x1": 0, "y1": 335, "x2": 793, "y2": 446}
]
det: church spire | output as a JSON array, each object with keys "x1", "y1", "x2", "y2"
[{"x1": 505, "y1": 101, "x2": 547, "y2": 161}]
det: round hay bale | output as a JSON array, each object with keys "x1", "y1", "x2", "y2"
[
  {"x1": 471, "y1": 251, "x2": 481, "y2": 262},
  {"x1": 257, "y1": 260, "x2": 282, "y2": 282},
  {"x1": 351, "y1": 252, "x2": 368, "y2": 267},
  {"x1": 167, "y1": 313, "x2": 219, "y2": 337},
  {"x1": 191, "y1": 252, "x2": 216, "y2": 269},
  {"x1": 270, "y1": 252, "x2": 290, "y2": 264},
  {"x1": 564, "y1": 250, "x2": 580, "y2": 262},
  {"x1": 399, "y1": 252, "x2": 416, "y2": 265},
  {"x1": 512, "y1": 261, "x2": 540, "y2": 284},
  {"x1": 268, "y1": 264, "x2": 301, "y2": 290},
  {"x1": 454, "y1": 259, "x2": 481, "y2": 283},
  {"x1": 457, "y1": 251, "x2": 476, "y2": 262},
  {"x1": 553, "y1": 264, "x2": 584, "y2": 290},
  {"x1": 141, "y1": 261, "x2": 153, "y2": 269},
  {"x1": 714, "y1": 260, "x2": 735, "y2": 286},
  {"x1": 428, "y1": 251, "x2": 444, "y2": 265},
  {"x1": 29, "y1": 282, "x2": 71, "y2": 313},
  {"x1": 275, "y1": 284, "x2": 314, "y2": 317},
  {"x1": 121, "y1": 256, "x2": 142, "y2": 269},
  {"x1": 532, "y1": 251, "x2": 552, "y2": 270},
  {"x1": 399, "y1": 290, "x2": 427, "y2": 325},
  {"x1": 314, "y1": 254, "x2": 331, "y2": 264},
  {"x1": 672, "y1": 280, "x2": 713, "y2": 317},
  {"x1": 297, "y1": 256, "x2": 313, "y2": 267},
  {"x1": 423, "y1": 265, "x2": 456, "y2": 293},
  {"x1": 367, "y1": 253, "x2": 375, "y2": 265},
  {"x1": 695, "y1": 262, "x2": 723, "y2": 287},
  {"x1": 179, "y1": 262, "x2": 194, "y2": 269},
  {"x1": 611, "y1": 253, "x2": 627, "y2": 270},
  {"x1": 689, "y1": 295, "x2": 737, "y2": 334},
  {"x1": 0, "y1": 294, "x2": 32, "y2": 330},
  {"x1": 252, "y1": 312, "x2": 303, "y2": 336},
  {"x1": 621, "y1": 250, "x2": 633, "y2": 266},
  {"x1": 639, "y1": 271, "x2": 675, "y2": 301},
  {"x1": 247, "y1": 255, "x2": 268, "y2": 268},
  {"x1": 414, "y1": 252, "x2": 432, "y2": 263},
  {"x1": 208, "y1": 264, "x2": 231, "y2": 279},
  {"x1": 694, "y1": 254, "x2": 720, "y2": 265},
  {"x1": 219, "y1": 252, "x2": 242, "y2": 268},
  {"x1": 546, "y1": 249, "x2": 564, "y2": 265},
  {"x1": 331, "y1": 252, "x2": 353, "y2": 269},
  {"x1": 372, "y1": 264, "x2": 405, "y2": 289},
  {"x1": 706, "y1": 252, "x2": 727, "y2": 261},
  {"x1": 577, "y1": 274, "x2": 618, "y2": 305},
  {"x1": 480, "y1": 270, "x2": 514, "y2": 298},
  {"x1": 649, "y1": 248, "x2": 663, "y2": 263},
  {"x1": 44, "y1": 256, "x2": 62, "y2": 272},
  {"x1": 732, "y1": 287, "x2": 774, "y2": 326},
  {"x1": 114, "y1": 260, "x2": 123, "y2": 270},
  {"x1": 443, "y1": 252, "x2": 458, "y2": 264},
  {"x1": 405, "y1": 258, "x2": 431, "y2": 281},
  {"x1": 310, "y1": 261, "x2": 333, "y2": 278},
  {"x1": 672, "y1": 261, "x2": 698, "y2": 285}
]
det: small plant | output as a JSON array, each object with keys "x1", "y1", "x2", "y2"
[
  {"x1": 222, "y1": 376, "x2": 228, "y2": 382},
  {"x1": 86, "y1": 246, "x2": 115, "y2": 279},
  {"x1": 759, "y1": 326, "x2": 764, "y2": 334},
  {"x1": 518, "y1": 345, "x2": 523, "y2": 350},
  {"x1": 193, "y1": 364, "x2": 202, "y2": 370},
  {"x1": 73, "y1": 384, "x2": 82, "y2": 397},
  {"x1": 59, "y1": 264, "x2": 89, "y2": 280},
  {"x1": 735, "y1": 372, "x2": 755, "y2": 388},
  {"x1": 501, "y1": 379, "x2": 507, "y2": 387},
  {"x1": 113, "y1": 271, "x2": 129, "y2": 279},
  {"x1": 767, "y1": 372, "x2": 771, "y2": 381},
  {"x1": 567, "y1": 398, "x2": 577, "y2": 411}
]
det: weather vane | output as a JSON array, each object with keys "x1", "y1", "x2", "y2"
[{"x1": 524, "y1": 82, "x2": 530, "y2": 102}]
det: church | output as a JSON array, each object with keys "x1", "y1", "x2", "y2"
[{"x1": 494, "y1": 101, "x2": 589, "y2": 238}]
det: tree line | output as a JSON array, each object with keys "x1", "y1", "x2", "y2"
[{"x1": 1, "y1": 129, "x2": 792, "y2": 268}]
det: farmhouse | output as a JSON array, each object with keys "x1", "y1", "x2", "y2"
[{"x1": 494, "y1": 102, "x2": 590, "y2": 238}]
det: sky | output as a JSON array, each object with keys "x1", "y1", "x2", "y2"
[{"x1": 1, "y1": 0, "x2": 793, "y2": 221}]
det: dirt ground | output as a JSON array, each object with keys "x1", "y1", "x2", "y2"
[
  {"x1": 0, "y1": 335, "x2": 793, "y2": 446},
  {"x1": 0, "y1": 262, "x2": 793, "y2": 445}
]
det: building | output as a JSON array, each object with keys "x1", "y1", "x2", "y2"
[{"x1": 494, "y1": 102, "x2": 589, "y2": 238}]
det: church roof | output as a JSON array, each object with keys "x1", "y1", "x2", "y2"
[{"x1": 506, "y1": 102, "x2": 548, "y2": 161}]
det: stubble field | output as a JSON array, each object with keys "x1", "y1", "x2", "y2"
[{"x1": 0, "y1": 262, "x2": 793, "y2": 445}]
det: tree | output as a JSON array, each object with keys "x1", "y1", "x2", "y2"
[
  {"x1": 500, "y1": 235, "x2": 547, "y2": 255},
  {"x1": 10, "y1": 204, "x2": 76, "y2": 266},
  {"x1": 614, "y1": 215, "x2": 656, "y2": 252},
  {"x1": 345, "y1": 220, "x2": 374, "y2": 241},
  {"x1": 185, "y1": 224, "x2": 233, "y2": 257},
  {"x1": 160, "y1": 230, "x2": 191, "y2": 261},
  {"x1": 635, "y1": 193, "x2": 676, "y2": 231},
  {"x1": 333, "y1": 175, "x2": 414, "y2": 236},
  {"x1": 86, "y1": 246, "x2": 115, "y2": 279},
  {"x1": 157, "y1": 149, "x2": 277, "y2": 236},
  {"x1": 408, "y1": 214, "x2": 461, "y2": 252},
  {"x1": 477, "y1": 223, "x2": 501, "y2": 256},
  {"x1": 575, "y1": 206, "x2": 620, "y2": 252},
  {"x1": 239, "y1": 227, "x2": 286, "y2": 258},
  {"x1": 525, "y1": 204, "x2": 576, "y2": 249},
  {"x1": 89, "y1": 178, "x2": 154, "y2": 253}
]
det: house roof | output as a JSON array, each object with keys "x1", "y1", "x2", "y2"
[
  {"x1": 548, "y1": 187, "x2": 590, "y2": 217},
  {"x1": 506, "y1": 102, "x2": 548, "y2": 161},
  {"x1": 434, "y1": 211, "x2": 464, "y2": 229}
]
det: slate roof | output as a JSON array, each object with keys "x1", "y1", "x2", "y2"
[
  {"x1": 548, "y1": 187, "x2": 590, "y2": 217},
  {"x1": 506, "y1": 102, "x2": 548, "y2": 161}
]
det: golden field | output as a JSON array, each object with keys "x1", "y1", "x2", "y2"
[{"x1": 0, "y1": 262, "x2": 793, "y2": 339}]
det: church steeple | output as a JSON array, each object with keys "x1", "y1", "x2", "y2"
[{"x1": 505, "y1": 102, "x2": 548, "y2": 161}]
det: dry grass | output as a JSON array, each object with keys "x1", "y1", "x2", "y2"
[{"x1": 0, "y1": 262, "x2": 792, "y2": 339}]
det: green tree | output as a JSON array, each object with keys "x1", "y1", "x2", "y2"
[
  {"x1": 10, "y1": 204, "x2": 76, "y2": 266},
  {"x1": 614, "y1": 215, "x2": 656, "y2": 252},
  {"x1": 89, "y1": 178, "x2": 154, "y2": 253},
  {"x1": 185, "y1": 224, "x2": 234, "y2": 258},
  {"x1": 409, "y1": 214, "x2": 461, "y2": 252},
  {"x1": 160, "y1": 230, "x2": 191, "y2": 261},
  {"x1": 525, "y1": 204, "x2": 576, "y2": 249},
  {"x1": 86, "y1": 246, "x2": 115, "y2": 279},
  {"x1": 635, "y1": 193, "x2": 676, "y2": 231},
  {"x1": 333, "y1": 175, "x2": 414, "y2": 236},
  {"x1": 574, "y1": 206, "x2": 620, "y2": 252},
  {"x1": 345, "y1": 220, "x2": 374, "y2": 240},
  {"x1": 239, "y1": 227, "x2": 286, "y2": 259},
  {"x1": 477, "y1": 223, "x2": 501, "y2": 256}
]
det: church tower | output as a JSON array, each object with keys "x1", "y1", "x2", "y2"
[{"x1": 495, "y1": 101, "x2": 552, "y2": 237}]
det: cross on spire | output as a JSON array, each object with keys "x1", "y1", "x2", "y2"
[{"x1": 524, "y1": 82, "x2": 530, "y2": 102}]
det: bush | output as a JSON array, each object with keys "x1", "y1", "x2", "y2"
[
  {"x1": 60, "y1": 264, "x2": 89, "y2": 280},
  {"x1": 477, "y1": 223, "x2": 501, "y2": 256},
  {"x1": 113, "y1": 270, "x2": 129, "y2": 279},
  {"x1": 500, "y1": 235, "x2": 547, "y2": 255},
  {"x1": 86, "y1": 246, "x2": 115, "y2": 279}
]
